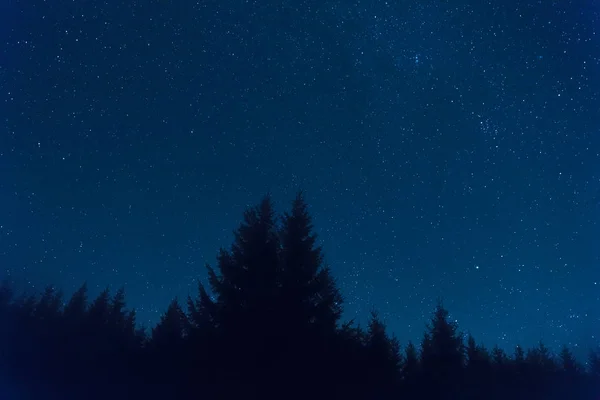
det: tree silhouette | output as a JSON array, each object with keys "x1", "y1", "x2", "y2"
[
  {"x1": 465, "y1": 334, "x2": 491, "y2": 399},
  {"x1": 187, "y1": 280, "x2": 217, "y2": 333},
  {"x1": 559, "y1": 345, "x2": 580, "y2": 374},
  {"x1": 279, "y1": 192, "x2": 343, "y2": 332},
  {"x1": 0, "y1": 194, "x2": 597, "y2": 400},
  {"x1": 420, "y1": 301, "x2": 465, "y2": 398},
  {"x1": 527, "y1": 341, "x2": 556, "y2": 373},
  {"x1": 207, "y1": 196, "x2": 280, "y2": 336},
  {"x1": 110, "y1": 287, "x2": 127, "y2": 326},
  {"x1": 88, "y1": 288, "x2": 111, "y2": 328},
  {"x1": 35, "y1": 285, "x2": 63, "y2": 320},
  {"x1": 403, "y1": 340, "x2": 420, "y2": 379},
  {"x1": 151, "y1": 298, "x2": 188, "y2": 347},
  {"x1": 466, "y1": 333, "x2": 491, "y2": 369},
  {"x1": 363, "y1": 311, "x2": 402, "y2": 397},
  {"x1": 492, "y1": 344, "x2": 508, "y2": 365},
  {"x1": 64, "y1": 283, "x2": 88, "y2": 320}
]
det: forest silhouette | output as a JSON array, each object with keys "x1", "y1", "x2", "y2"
[{"x1": 0, "y1": 193, "x2": 598, "y2": 399}]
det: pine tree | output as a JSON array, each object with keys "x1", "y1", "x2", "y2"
[
  {"x1": 152, "y1": 298, "x2": 188, "y2": 348},
  {"x1": 35, "y1": 285, "x2": 63, "y2": 321},
  {"x1": 88, "y1": 288, "x2": 111, "y2": 328},
  {"x1": 189, "y1": 197, "x2": 283, "y2": 399},
  {"x1": 110, "y1": 287, "x2": 127, "y2": 328},
  {"x1": 208, "y1": 196, "x2": 280, "y2": 333},
  {"x1": 420, "y1": 302, "x2": 465, "y2": 398},
  {"x1": 491, "y1": 345, "x2": 508, "y2": 365},
  {"x1": 148, "y1": 298, "x2": 191, "y2": 392},
  {"x1": 403, "y1": 341, "x2": 419, "y2": 380},
  {"x1": 363, "y1": 311, "x2": 401, "y2": 396},
  {"x1": 366, "y1": 311, "x2": 402, "y2": 373},
  {"x1": 466, "y1": 334, "x2": 479, "y2": 367},
  {"x1": 514, "y1": 345, "x2": 525, "y2": 364},
  {"x1": 526, "y1": 341, "x2": 556, "y2": 373},
  {"x1": 124, "y1": 309, "x2": 141, "y2": 340},
  {"x1": 62, "y1": 283, "x2": 89, "y2": 375},
  {"x1": 420, "y1": 302, "x2": 464, "y2": 367},
  {"x1": 80, "y1": 287, "x2": 113, "y2": 377},
  {"x1": 465, "y1": 334, "x2": 491, "y2": 399},
  {"x1": 466, "y1": 334, "x2": 490, "y2": 368},
  {"x1": 559, "y1": 345, "x2": 580, "y2": 374},
  {"x1": 204, "y1": 193, "x2": 345, "y2": 344},
  {"x1": 187, "y1": 279, "x2": 217, "y2": 331},
  {"x1": 279, "y1": 192, "x2": 343, "y2": 332},
  {"x1": 64, "y1": 283, "x2": 88, "y2": 321},
  {"x1": 490, "y1": 345, "x2": 510, "y2": 399},
  {"x1": 106, "y1": 287, "x2": 140, "y2": 359}
]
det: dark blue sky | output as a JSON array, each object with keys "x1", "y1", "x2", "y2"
[{"x1": 2, "y1": 0, "x2": 599, "y2": 358}]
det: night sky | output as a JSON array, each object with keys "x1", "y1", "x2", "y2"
[{"x1": 2, "y1": 0, "x2": 599, "y2": 358}]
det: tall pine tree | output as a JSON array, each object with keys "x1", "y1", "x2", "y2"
[
  {"x1": 420, "y1": 301, "x2": 465, "y2": 398},
  {"x1": 152, "y1": 298, "x2": 188, "y2": 348},
  {"x1": 279, "y1": 191, "x2": 342, "y2": 333},
  {"x1": 207, "y1": 196, "x2": 280, "y2": 335}
]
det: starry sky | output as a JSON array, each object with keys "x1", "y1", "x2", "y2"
[{"x1": 2, "y1": 0, "x2": 599, "y2": 358}]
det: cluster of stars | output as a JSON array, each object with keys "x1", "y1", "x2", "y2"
[{"x1": 1, "y1": 0, "x2": 599, "y2": 359}]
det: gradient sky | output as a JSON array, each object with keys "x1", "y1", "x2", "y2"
[{"x1": 2, "y1": 0, "x2": 599, "y2": 359}]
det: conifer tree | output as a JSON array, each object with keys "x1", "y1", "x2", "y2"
[
  {"x1": 490, "y1": 345, "x2": 510, "y2": 399},
  {"x1": 152, "y1": 298, "x2": 188, "y2": 348},
  {"x1": 366, "y1": 311, "x2": 402, "y2": 375},
  {"x1": 364, "y1": 311, "x2": 401, "y2": 397},
  {"x1": 185, "y1": 279, "x2": 218, "y2": 378},
  {"x1": 420, "y1": 302, "x2": 465, "y2": 398},
  {"x1": 492, "y1": 345, "x2": 508, "y2": 366},
  {"x1": 510, "y1": 344, "x2": 528, "y2": 396},
  {"x1": 208, "y1": 196, "x2": 280, "y2": 333},
  {"x1": 107, "y1": 287, "x2": 140, "y2": 360},
  {"x1": 466, "y1": 334, "x2": 478, "y2": 364},
  {"x1": 64, "y1": 283, "x2": 88, "y2": 321},
  {"x1": 279, "y1": 192, "x2": 342, "y2": 333},
  {"x1": 420, "y1": 302, "x2": 465, "y2": 367},
  {"x1": 187, "y1": 197, "x2": 283, "y2": 399},
  {"x1": 35, "y1": 285, "x2": 63, "y2": 321},
  {"x1": 553, "y1": 345, "x2": 582, "y2": 399},
  {"x1": 88, "y1": 288, "x2": 111, "y2": 328},
  {"x1": 526, "y1": 341, "x2": 556, "y2": 373},
  {"x1": 110, "y1": 287, "x2": 127, "y2": 327},
  {"x1": 186, "y1": 279, "x2": 216, "y2": 331},
  {"x1": 514, "y1": 345, "x2": 525, "y2": 364},
  {"x1": 81, "y1": 287, "x2": 113, "y2": 375},
  {"x1": 403, "y1": 341, "x2": 419, "y2": 380},
  {"x1": 466, "y1": 334, "x2": 491, "y2": 369},
  {"x1": 465, "y1": 334, "x2": 491, "y2": 399},
  {"x1": 559, "y1": 345, "x2": 580, "y2": 374},
  {"x1": 124, "y1": 309, "x2": 143, "y2": 341},
  {"x1": 62, "y1": 283, "x2": 89, "y2": 373}
]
